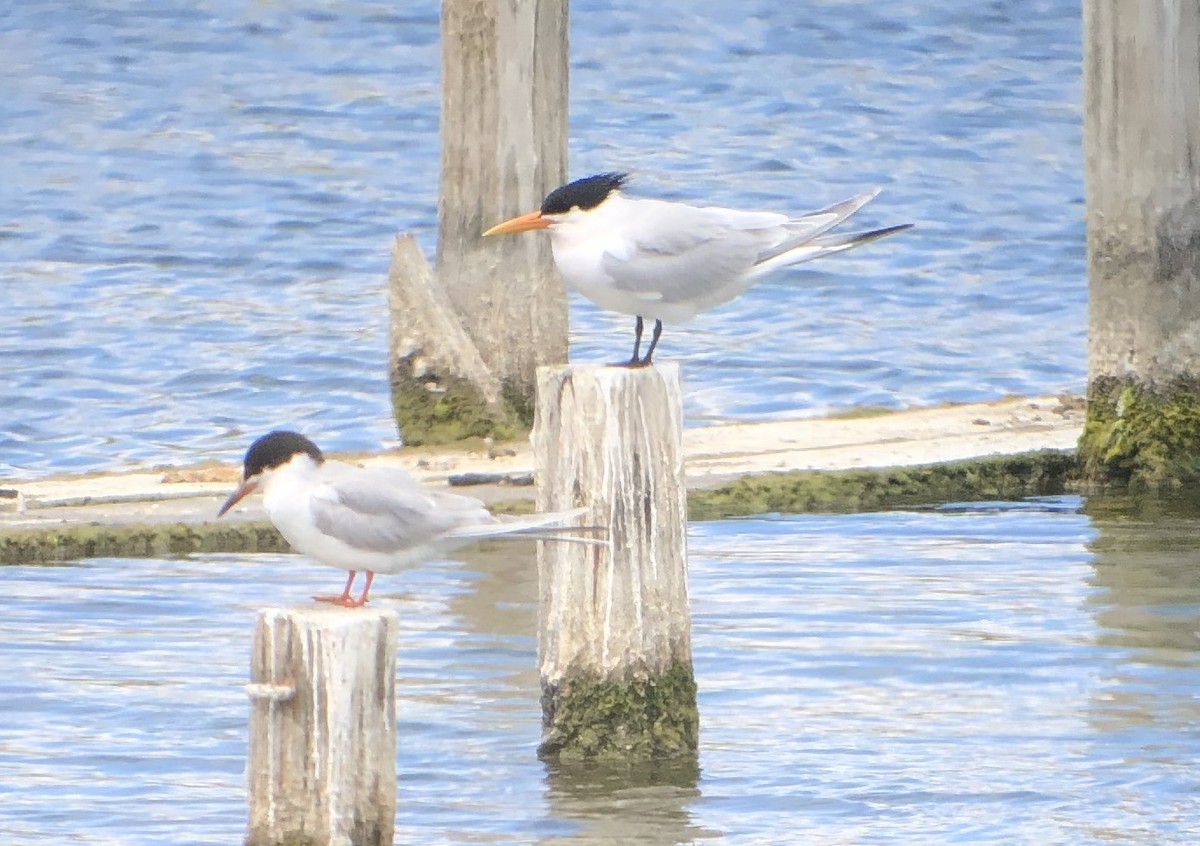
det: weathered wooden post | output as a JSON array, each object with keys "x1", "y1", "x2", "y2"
[
  {"x1": 1079, "y1": 0, "x2": 1200, "y2": 487},
  {"x1": 388, "y1": 0, "x2": 569, "y2": 445},
  {"x1": 246, "y1": 608, "x2": 399, "y2": 846},
  {"x1": 532, "y1": 364, "x2": 699, "y2": 760}
]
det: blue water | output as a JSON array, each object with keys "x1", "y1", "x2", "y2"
[
  {"x1": 2, "y1": 502, "x2": 1198, "y2": 844},
  {"x1": 0, "y1": 0, "x2": 1084, "y2": 477}
]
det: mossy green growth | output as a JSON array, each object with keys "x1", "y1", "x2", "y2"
[
  {"x1": 539, "y1": 662, "x2": 699, "y2": 762},
  {"x1": 499, "y1": 375, "x2": 536, "y2": 430},
  {"x1": 249, "y1": 830, "x2": 388, "y2": 846},
  {"x1": 0, "y1": 521, "x2": 289, "y2": 566},
  {"x1": 1078, "y1": 375, "x2": 1200, "y2": 490},
  {"x1": 824, "y1": 404, "x2": 902, "y2": 420},
  {"x1": 390, "y1": 371, "x2": 523, "y2": 446},
  {"x1": 246, "y1": 835, "x2": 320, "y2": 846},
  {"x1": 688, "y1": 450, "x2": 1078, "y2": 520}
]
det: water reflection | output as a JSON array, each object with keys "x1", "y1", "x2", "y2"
[
  {"x1": 1083, "y1": 495, "x2": 1200, "y2": 783},
  {"x1": 1087, "y1": 503, "x2": 1200, "y2": 658},
  {"x1": 441, "y1": 542, "x2": 542, "y2": 696},
  {"x1": 541, "y1": 757, "x2": 717, "y2": 845}
]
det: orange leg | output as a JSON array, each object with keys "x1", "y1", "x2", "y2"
[
  {"x1": 314, "y1": 571, "x2": 356, "y2": 605},
  {"x1": 346, "y1": 571, "x2": 375, "y2": 607}
]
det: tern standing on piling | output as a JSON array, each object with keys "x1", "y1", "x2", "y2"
[
  {"x1": 485, "y1": 173, "x2": 911, "y2": 366},
  {"x1": 217, "y1": 431, "x2": 591, "y2": 607}
]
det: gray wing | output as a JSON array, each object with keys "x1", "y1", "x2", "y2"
[
  {"x1": 599, "y1": 201, "x2": 786, "y2": 305},
  {"x1": 598, "y1": 193, "x2": 879, "y2": 305},
  {"x1": 750, "y1": 190, "x2": 882, "y2": 274},
  {"x1": 310, "y1": 463, "x2": 491, "y2": 554}
]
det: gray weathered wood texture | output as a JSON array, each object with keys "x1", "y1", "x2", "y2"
[
  {"x1": 389, "y1": 0, "x2": 568, "y2": 441},
  {"x1": 388, "y1": 234, "x2": 519, "y2": 444},
  {"x1": 246, "y1": 607, "x2": 398, "y2": 846},
  {"x1": 533, "y1": 365, "x2": 697, "y2": 758},
  {"x1": 1083, "y1": 0, "x2": 1200, "y2": 381}
]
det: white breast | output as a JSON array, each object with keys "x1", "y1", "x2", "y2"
[{"x1": 260, "y1": 461, "x2": 391, "y2": 573}]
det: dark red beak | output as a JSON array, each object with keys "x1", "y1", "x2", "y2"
[{"x1": 217, "y1": 478, "x2": 259, "y2": 518}]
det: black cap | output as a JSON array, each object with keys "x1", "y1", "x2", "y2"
[
  {"x1": 242, "y1": 430, "x2": 324, "y2": 478},
  {"x1": 541, "y1": 172, "x2": 628, "y2": 215}
]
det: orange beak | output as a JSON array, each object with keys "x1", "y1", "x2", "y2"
[
  {"x1": 483, "y1": 210, "x2": 551, "y2": 237},
  {"x1": 217, "y1": 478, "x2": 259, "y2": 518}
]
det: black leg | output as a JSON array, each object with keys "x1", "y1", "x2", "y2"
[
  {"x1": 625, "y1": 316, "x2": 644, "y2": 366},
  {"x1": 637, "y1": 319, "x2": 663, "y2": 367}
]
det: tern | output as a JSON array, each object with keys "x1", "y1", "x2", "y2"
[
  {"x1": 484, "y1": 172, "x2": 911, "y2": 366},
  {"x1": 217, "y1": 430, "x2": 593, "y2": 607}
]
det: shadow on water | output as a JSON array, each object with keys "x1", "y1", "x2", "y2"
[{"x1": 540, "y1": 756, "x2": 721, "y2": 844}]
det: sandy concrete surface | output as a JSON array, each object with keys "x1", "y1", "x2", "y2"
[{"x1": 0, "y1": 395, "x2": 1084, "y2": 533}]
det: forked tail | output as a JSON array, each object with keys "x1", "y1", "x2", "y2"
[
  {"x1": 753, "y1": 221, "x2": 913, "y2": 276},
  {"x1": 448, "y1": 507, "x2": 608, "y2": 547}
]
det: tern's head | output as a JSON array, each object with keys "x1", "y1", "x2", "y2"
[
  {"x1": 483, "y1": 172, "x2": 628, "y2": 236},
  {"x1": 217, "y1": 430, "x2": 324, "y2": 517}
]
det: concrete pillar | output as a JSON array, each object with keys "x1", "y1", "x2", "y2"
[{"x1": 1080, "y1": 0, "x2": 1200, "y2": 487}]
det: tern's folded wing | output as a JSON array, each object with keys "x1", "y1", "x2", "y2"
[
  {"x1": 309, "y1": 471, "x2": 478, "y2": 554},
  {"x1": 600, "y1": 203, "x2": 780, "y2": 305}
]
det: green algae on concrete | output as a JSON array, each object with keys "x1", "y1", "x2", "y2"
[
  {"x1": 538, "y1": 662, "x2": 699, "y2": 762},
  {"x1": 824, "y1": 404, "x2": 904, "y2": 420},
  {"x1": 1078, "y1": 375, "x2": 1200, "y2": 489},
  {"x1": 688, "y1": 449, "x2": 1078, "y2": 520},
  {"x1": 0, "y1": 520, "x2": 289, "y2": 566},
  {"x1": 390, "y1": 370, "x2": 523, "y2": 447}
]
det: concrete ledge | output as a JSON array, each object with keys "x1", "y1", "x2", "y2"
[
  {"x1": 2, "y1": 520, "x2": 291, "y2": 566},
  {"x1": 0, "y1": 395, "x2": 1085, "y2": 565},
  {"x1": 688, "y1": 449, "x2": 1078, "y2": 520}
]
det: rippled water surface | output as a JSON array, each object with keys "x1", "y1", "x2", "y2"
[
  {"x1": 3, "y1": 501, "x2": 1198, "y2": 845},
  {"x1": 1, "y1": 0, "x2": 1083, "y2": 476}
]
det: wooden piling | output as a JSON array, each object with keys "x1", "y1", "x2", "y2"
[
  {"x1": 246, "y1": 607, "x2": 399, "y2": 846},
  {"x1": 532, "y1": 364, "x2": 698, "y2": 761},
  {"x1": 388, "y1": 0, "x2": 569, "y2": 444},
  {"x1": 1080, "y1": 0, "x2": 1200, "y2": 487}
]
